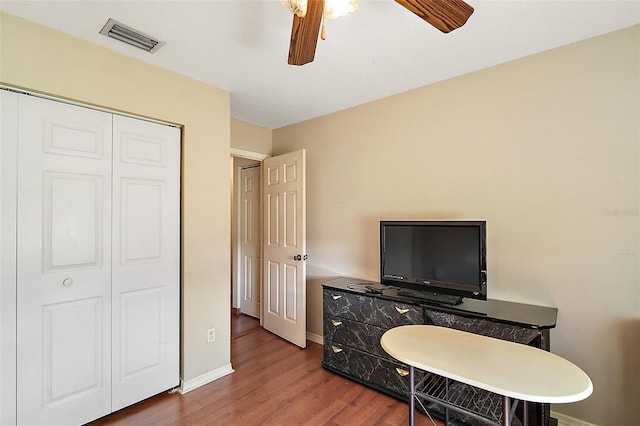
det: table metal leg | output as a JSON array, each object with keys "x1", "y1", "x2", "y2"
[
  {"x1": 409, "y1": 366, "x2": 415, "y2": 426},
  {"x1": 523, "y1": 401, "x2": 529, "y2": 426},
  {"x1": 503, "y1": 396, "x2": 511, "y2": 426},
  {"x1": 445, "y1": 378, "x2": 450, "y2": 425}
]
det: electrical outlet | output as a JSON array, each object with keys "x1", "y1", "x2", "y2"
[{"x1": 206, "y1": 327, "x2": 215, "y2": 343}]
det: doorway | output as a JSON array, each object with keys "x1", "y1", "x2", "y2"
[
  {"x1": 230, "y1": 149, "x2": 308, "y2": 348},
  {"x1": 230, "y1": 152, "x2": 267, "y2": 321}
]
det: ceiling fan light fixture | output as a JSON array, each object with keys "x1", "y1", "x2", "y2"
[
  {"x1": 281, "y1": 0, "x2": 308, "y2": 17},
  {"x1": 323, "y1": 0, "x2": 359, "y2": 20},
  {"x1": 281, "y1": 0, "x2": 358, "y2": 20},
  {"x1": 286, "y1": 0, "x2": 473, "y2": 66}
]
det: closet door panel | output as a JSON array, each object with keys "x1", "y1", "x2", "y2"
[
  {"x1": 44, "y1": 172, "x2": 104, "y2": 269},
  {"x1": 1, "y1": 90, "x2": 19, "y2": 426},
  {"x1": 111, "y1": 115, "x2": 180, "y2": 411},
  {"x1": 16, "y1": 95, "x2": 113, "y2": 426},
  {"x1": 43, "y1": 297, "x2": 104, "y2": 401}
]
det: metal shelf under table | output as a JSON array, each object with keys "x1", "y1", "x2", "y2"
[{"x1": 414, "y1": 372, "x2": 523, "y2": 426}]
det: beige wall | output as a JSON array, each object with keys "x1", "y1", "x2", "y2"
[
  {"x1": 0, "y1": 11, "x2": 232, "y2": 385},
  {"x1": 231, "y1": 118, "x2": 273, "y2": 155},
  {"x1": 273, "y1": 26, "x2": 640, "y2": 426}
]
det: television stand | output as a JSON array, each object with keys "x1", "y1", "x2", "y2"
[
  {"x1": 396, "y1": 289, "x2": 463, "y2": 306},
  {"x1": 322, "y1": 277, "x2": 559, "y2": 426}
]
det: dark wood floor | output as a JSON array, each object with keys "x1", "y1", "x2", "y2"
[{"x1": 90, "y1": 314, "x2": 440, "y2": 425}]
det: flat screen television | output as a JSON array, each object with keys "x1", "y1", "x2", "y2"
[{"x1": 380, "y1": 221, "x2": 487, "y2": 305}]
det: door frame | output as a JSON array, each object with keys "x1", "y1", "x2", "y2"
[{"x1": 230, "y1": 149, "x2": 269, "y2": 322}]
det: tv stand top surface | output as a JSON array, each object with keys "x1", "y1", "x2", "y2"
[
  {"x1": 396, "y1": 288, "x2": 463, "y2": 306},
  {"x1": 323, "y1": 277, "x2": 557, "y2": 330}
]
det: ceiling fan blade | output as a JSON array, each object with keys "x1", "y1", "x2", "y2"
[
  {"x1": 288, "y1": 0, "x2": 325, "y2": 66},
  {"x1": 395, "y1": 0, "x2": 474, "y2": 33}
]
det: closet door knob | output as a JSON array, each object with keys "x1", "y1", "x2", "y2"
[{"x1": 62, "y1": 277, "x2": 74, "y2": 287}]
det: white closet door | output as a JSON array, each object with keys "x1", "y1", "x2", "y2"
[
  {"x1": 111, "y1": 115, "x2": 180, "y2": 410},
  {"x1": 1, "y1": 89, "x2": 19, "y2": 426},
  {"x1": 17, "y1": 96, "x2": 113, "y2": 425}
]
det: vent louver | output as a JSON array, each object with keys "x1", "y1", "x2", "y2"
[{"x1": 99, "y1": 18, "x2": 164, "y2": 53}]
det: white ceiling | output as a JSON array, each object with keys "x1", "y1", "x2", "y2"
[{"x1": 2, "y1": 1, "x2": 639, "y2": 129}]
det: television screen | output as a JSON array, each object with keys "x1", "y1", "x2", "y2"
[{"x1": 380, "y1": 221, "x2": 487, "y2": 303}]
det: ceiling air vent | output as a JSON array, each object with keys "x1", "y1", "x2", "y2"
[{"x1": 99, "y1": 18, "x2": 164, "y2": 53}]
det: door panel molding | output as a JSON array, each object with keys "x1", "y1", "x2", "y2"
[
  {"x1": 43, "y1": 172, "x2": 104, "y2": 271},
  {"x1": 43, "y1": 296, "x2": 105, "y2": 406}
]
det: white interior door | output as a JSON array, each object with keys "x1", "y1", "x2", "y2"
[
  {"x1": 111, "y1": 115, "x2": 180, "y2": 410},
  {"x1": 16, "y1": 95, "x2": 113, "y2": 425},
  {"x1": 239, "y1": 165, "x2": 261, "y2": 318},
  {"x1": 262, "y1": 150, "x2": 307, "y2": 348}
]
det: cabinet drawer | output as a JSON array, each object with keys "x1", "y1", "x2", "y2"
[
  {"x1": 425, "y1": 309, "x2": 542, "y2": 345},
  {"x1": 372, "y1": 297, "x2": 423, "y2": 328},
  {"x1": 323, "y1": 316, "x2": 389, "y2": 359},
  {"x1": 323, "y1": 289, "x2": 423, "y2": 328},
  {"x1": 322, "y1": 343, "x2": 416, "y2": 397},
  {"x1": 323, "y1": 289, "x2": 372, "y2": 320}
]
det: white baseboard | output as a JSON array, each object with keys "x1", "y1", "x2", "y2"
[
  {"x1": 552, "y1": 410, "x2": 598, "y2": 426},
  {"x1": 179, "y1": 363, "x2": 234, "y2": 394},
  {"x1": 307, "y1": 331, "x2": 323, "y2": 345}
]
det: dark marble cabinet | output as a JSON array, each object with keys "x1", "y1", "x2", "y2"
[
  {"x1": 323, "y1": 287, "x2": 424, "y2": 397},
  {"x1": 322, "y1": 277, "x2": 558, "y2": 426}
]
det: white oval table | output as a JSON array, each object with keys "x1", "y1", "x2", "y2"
[{"x1": 381, "y1": 325, "x2": 593, "y2": 426}]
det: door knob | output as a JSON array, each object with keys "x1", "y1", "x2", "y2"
[
  {"x1": 294, "y1": 254, "x2": 302, "y2": 261},
  {"x1": 62, "y1": 277, "x2": 74, "y2": 287}
]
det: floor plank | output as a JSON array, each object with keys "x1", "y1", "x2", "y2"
[
  {"x1": 231, "y1": 312, "x2": 261, "y2": 340},
  {"x1": 89, "y1": 315, "x2": 440, "y2": 425}
]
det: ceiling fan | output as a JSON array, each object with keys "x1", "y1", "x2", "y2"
[{"x1": 285, "y1": 0, "x2": 474, "y2": 66}]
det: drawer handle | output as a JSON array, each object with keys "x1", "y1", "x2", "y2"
[
  {"x1": 396, "y1": 368, "x2": 409, "y2": 377},
  {"x1": 331, "y1": 345, "x2": 343, "y2": 353},
  {"x1": 331, "y1": 294, "x2": 342, "y2": 300},
  {"x1": 331, "y1": 319, "x2": 342, "y2": 327},
  {"x1": 395, "y1": 306, "x2": 410, "y2": 314}
]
